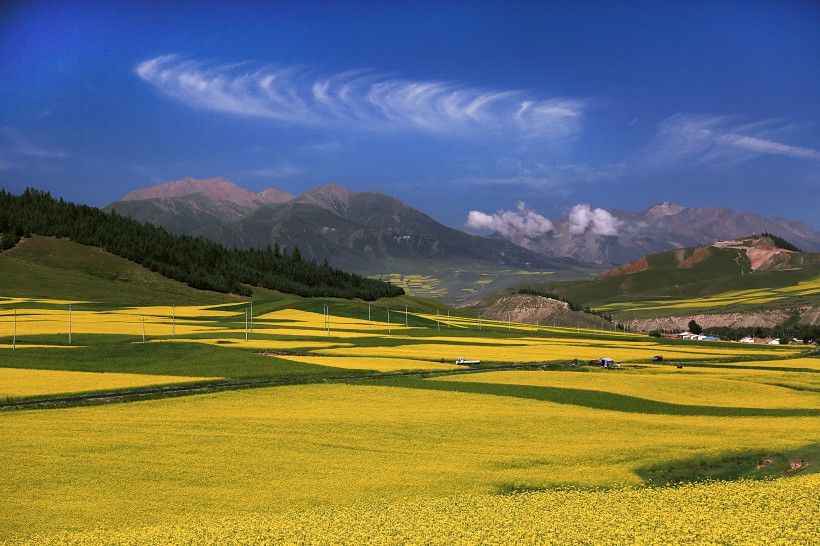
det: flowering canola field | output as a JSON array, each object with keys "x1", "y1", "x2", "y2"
[
  {"x1": 2, "y1": 297, "x2": 818, "y2": 543},
  {"x1": 14, "y1": 474, "x2": 820, "y2": 545},
  {"x1": 0, "y1": 367, "x2": 219, "y2": 399},
  {"x1": 0, "y1": 301, "x2": 799, "y2": 365},
  {"x1": 599, "y1": 273, "x2": 820, "y2": 314},
  {"x1": 437, "y1": 368, "x2": 820, "y2": 409},
  {"x1": 2, "y1": 382, "x2": 819, "y2": 541}
]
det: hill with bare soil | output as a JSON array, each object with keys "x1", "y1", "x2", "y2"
[{"x1": 481, "y1": 295, "x2": 613, "y2": 329}]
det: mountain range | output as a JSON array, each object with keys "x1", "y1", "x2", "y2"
[
  {"x1": 108, "y1": 177, "x2": 820, "y2": 265},
  {"x1": 106, "y1": 179, "x2": 582, "y2": 299},
  {"x1": 494, "y1": 201, "x2": 820, "y2": 264}
]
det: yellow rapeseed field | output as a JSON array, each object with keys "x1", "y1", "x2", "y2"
[
  {"x1": 315, "y1": 337, "x2": 797, "y2": 363},
  {"x1": 600, "y1": 273, "x2": 820, "y2": 313},
  {"x1": 436, "y1": 368, "x2": 820, "y2": 409},
  {"x1": 2, "y1": 383, "x2": 819, "y2": 540},
  {"x1": 256, "y1": 308, "x2": 412, "y2": 331},
  {"x1": 1, "y1": 302, "x2": 801, "y2": 367},
  {"x1": 14, "y1": 474, "x2": 819, "y2": 545},
  {"x1": 712, "y1": 356, "x2": 820, "y2": 370},
  {"x1": 0, "y1": 368, "x2": 218, "y2": 399},
  {"x1": 0, "y1": 308, "x2": 222, "y2": 337}
]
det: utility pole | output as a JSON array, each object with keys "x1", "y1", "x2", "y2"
[
  {"x1": 250, "y1": 301, "x2": 253, "y2": 332},
  {"x1": 69, "y1": 304, "x2": 72, "y2": 345},
  {"x1": 447, "y1": 310, "x2": 450, "y2": 328},
  {"x1": 368, "y1": 304, "x2": 371, "y2": 328},
  {"x1": 387, "y1": 308, "x2": 391, "y2": 334},
  {"x1": 245, "y1": 310, "x2": 248, "y2": 341},
  {"x1": 437, "y1": 309, "x2": 440, "y2": 333},
  {"x1": 13, "y1": 310, "x2": 16, "y2": 350},
  {"x1": 142, "y1": 316, "x2": 146, "y2": 343},
  {"x1": 405, "y1": 305, "x2": 408, "y2": 327},
  {"x1": 172, "y1": 304, "x2": 175, "y2": 337}
]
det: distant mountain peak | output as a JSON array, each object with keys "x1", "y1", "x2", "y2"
[
  {"x1": 120, "y1": 177, "x2": 262, "y2": 208},
  {"x1": 643, "y1": 201, "x2": 685, "y2": 219},
  {"x1": 118, "y1": 177, "x2": 297, "y2": 210},
  {"x1": 257, "y1": 188, "x2": 295, "y2": 204},
  {"x1": 297, "y1": 184, "x2": 356, "y2": 213}
]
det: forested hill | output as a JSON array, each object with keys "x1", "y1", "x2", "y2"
[{"x1": 0, "y1": 189, "x2": 403, "y2": 300}]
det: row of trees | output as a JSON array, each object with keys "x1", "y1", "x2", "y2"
[
  {"x1": 760, "y1": 232, "x2": 802, "y2": 253},
  {"x1": 0, "y1": 189, "x2": 404, "y2": 300}
]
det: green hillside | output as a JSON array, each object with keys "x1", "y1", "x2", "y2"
[
  {"x1": 519, "y1": 238, "x2": 820, "y2": 318},
  {"x1": 0, "y1": 236, "x2": 235, "y2": 305}
]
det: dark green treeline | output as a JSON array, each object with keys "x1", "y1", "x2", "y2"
[{"x1": 0, "y1": 188, "x2": 404, "y2": 300}]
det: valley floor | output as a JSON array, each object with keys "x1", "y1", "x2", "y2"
[{"x1": 1, "y1": 297, "x2": 818, "y2": 543}]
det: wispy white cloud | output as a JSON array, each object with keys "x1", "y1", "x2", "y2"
[
  {"x1": 136, "y1": 54, "x2": 585, "y2": 140},
  {"x1": 644, "y1": 114, "x2": 820, "y2": 166},
  {"x1": 302, "y1": 140, "x2": 342, "y2": 153},
  {"x1": 714, "y1": 133, "x2": 820, "y2": 160},
  {"x1": 465, "y1": 201, "x2": 553, "y2": 237},
  {"x1": 460, "y1": 161, "x2": 625, "y2": 190},
  {"x1": 0, "y1": 126, "x2": 69, "y2": 159},
  {"x1": 244, "y1": 162, "x2": 304, "y2": 178}
]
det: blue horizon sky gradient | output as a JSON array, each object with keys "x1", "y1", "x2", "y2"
[{"x1": 2, "y1": 0, "x2": 819, "y2": 230}]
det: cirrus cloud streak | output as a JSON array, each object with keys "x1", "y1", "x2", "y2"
[
  {"x1": 136, "y1": 55, "x2": 585, "y2": 140},
  {"x1": 644, "y1": 114, "x2": 820, "y2": 166}
]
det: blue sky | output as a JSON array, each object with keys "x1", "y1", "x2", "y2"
[{"x1": 1, "y1": 0, "x2": 819, "y2": 231}]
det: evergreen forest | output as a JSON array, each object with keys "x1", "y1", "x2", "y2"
[{"x1": 0, "y1": 189, "x2": 404, "y2": 300}]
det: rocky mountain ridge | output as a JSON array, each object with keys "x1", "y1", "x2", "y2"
[
  {"x1": 496, "y1": 201, "x2": 820, "y2": 265},
  {"x1": 108, "y1": 178, "x2": 578, "y2": 280}
]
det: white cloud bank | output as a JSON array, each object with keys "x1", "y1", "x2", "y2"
[
  {"x1": 466, "y1": 202, "x2": 623, "y2": 238},
  {"x1": 566, "y1": 204, "x2": 621, "y2": 235},
  {"x1": 136, "y1": 55, "x2": 585, "y2": 140},
  {"x1": 466, "y1": 202, "x2": 553, "y2": 238}
]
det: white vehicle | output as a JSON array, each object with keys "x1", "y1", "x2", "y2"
[
  {"x1": 599, "y1": 357, "x2": 615, "y2": 369},
  {"x1": 455, "y1": 357, "x2": 481, "y2": 365}
]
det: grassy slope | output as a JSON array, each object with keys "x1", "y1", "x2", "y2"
[
  {"x1": 525, "y1": 244, "x2": 820, "y2": 317},
  {"x1": 0, "y1": 236, "x2": 234, "y2": 305}
]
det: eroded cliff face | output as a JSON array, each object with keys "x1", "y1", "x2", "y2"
[{"x1": 620, "y1": 307, "x2": 820, "y2": 331}]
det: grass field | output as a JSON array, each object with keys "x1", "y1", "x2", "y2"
[{"x1": 1, "y1": 293, "x2": 818, "y2": 543}]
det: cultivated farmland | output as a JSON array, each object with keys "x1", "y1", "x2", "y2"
[{"x1": 1, "y1": 295, "x2": 818, "y2": 543}]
